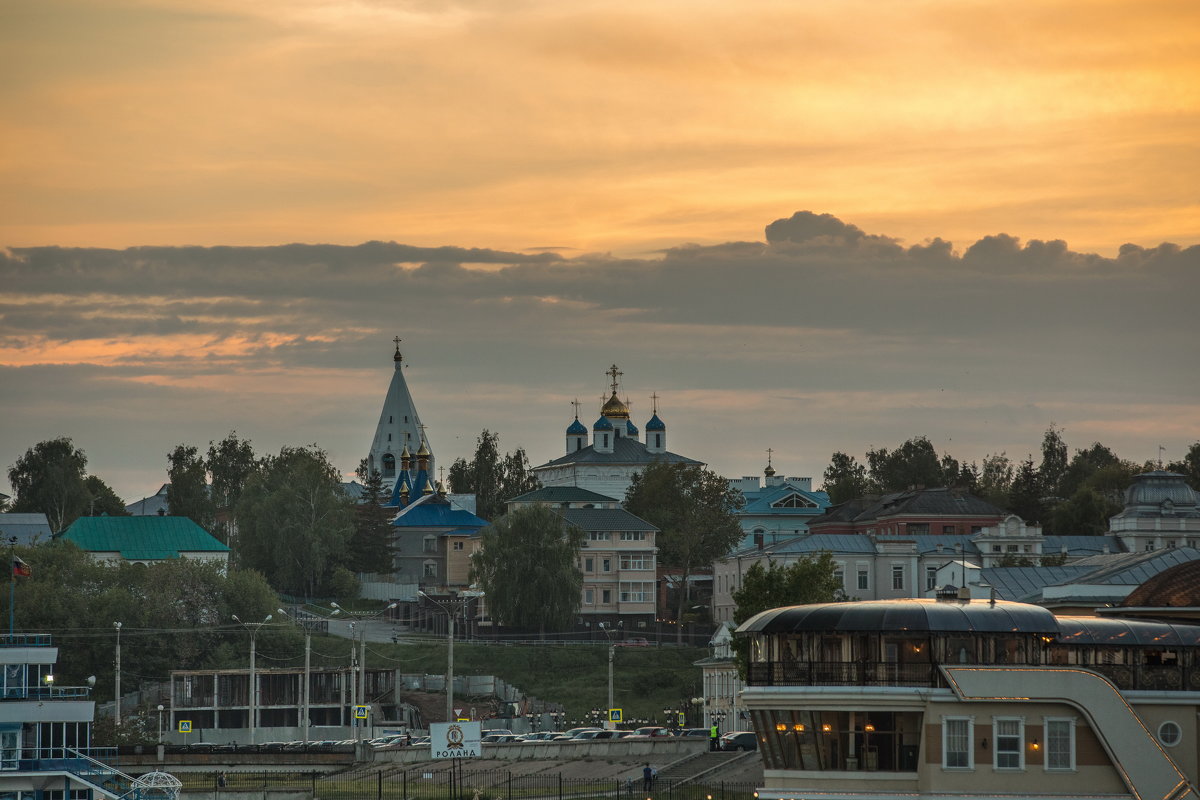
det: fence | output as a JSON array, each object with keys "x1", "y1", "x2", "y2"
[{"x1": 175, "y1": 768, "x2": 759, "y2": 800}]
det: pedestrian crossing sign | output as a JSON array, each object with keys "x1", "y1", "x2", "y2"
[
  {"x1": 178, "y1": 721, "x2": 192, "y2": 733},
  {"x1": 609, "y1": 708, "x2": 622, "y2": 722},
  {"x1": 354, "y1": 705, "x2": 369, "y2": 719}
]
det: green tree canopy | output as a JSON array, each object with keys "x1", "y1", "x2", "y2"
[
  {"x1": 8, "y1": 438, "x2": 93, "y2": 532},
  {"x1": 1038, "y1": 424, "x2": 1069, "y2": 498},
  {"x1": 234, "y1": 445, "x2": 354, "y2": 597},
  {"x1": 866, "y1": 436, "x2": 947, "y2": 493},
  {"x1": 83, "y1": 475, "x2": 130, "y2": 517},
  {"x1": 1168, "y1": 442, "x2": 1200, "y2": 488},
  {"x1": 624, "y1": 461, "x2": 744, "y2": 642},
  {"x1": 729, "y1": 553, "x2": 844, "y2": 673},
  {"x1": 349, "y1": 461, "x2": 396, "y2": 573},
  {"x1": 447, "y1": 429, "x2": 541, "y2": 520},
  {"x1": 469, "y1": 504, "x2": 583, "y2": 635},
  {"x1": 821, "y1": 452, "x2": 870, "y2": 505},
  {"x1": 167, "y1": 444, "x2": 216, "y2": 531}
]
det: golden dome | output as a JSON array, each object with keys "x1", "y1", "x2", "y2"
[
  {"x1": 417, "y1": 439, "x2": 431, "y2": 457},
  {"x1": 601, "y1": 392, "x2": 630, "y2": 419}
]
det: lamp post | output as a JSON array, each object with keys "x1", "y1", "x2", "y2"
[
  {"x1": 232, "y1": 613, "x2": 272, "y2": 745},
  {"x1": 157, "y1": 704, "x2": 165, "y2": 743},
  {"x1": 599, "y1": 621, "x2": 622, "y2": 726},
  {"x1": 418, "y1": 591, "x2": 467, "y2": 722},
  {"x1": 277, "y1": 607, "x2": 330, "y2": 745},
  {"x1": 331, "y1": 601, "x2": 397, "y2": 743},
  {"x1": 113, "y1": 622, "x2": 122, "y2": 726},
  {"x1": 7, "y1": 535, "x2": 19, "y2": 635}
]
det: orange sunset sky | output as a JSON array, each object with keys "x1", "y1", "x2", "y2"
[{"x1": 2, "y1": 0, "x2": 1198, "y2": 499}]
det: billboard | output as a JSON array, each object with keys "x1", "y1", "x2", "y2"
[{"x1": 430, "y1": 721, "x2": 482, "y2": 759}]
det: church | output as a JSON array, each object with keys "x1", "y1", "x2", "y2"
[
  {"x1": 363, "y1": 336, "x2": 434, "y2": 493},
  {"x1": 532, "y1": 364, "x2": 703, "y2": 501}
]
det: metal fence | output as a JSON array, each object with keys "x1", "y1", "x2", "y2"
[{"x1": 176, "y1": 769, "x2": 759, "y2": 800}]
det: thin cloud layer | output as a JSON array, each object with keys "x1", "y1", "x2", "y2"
[{"x1": 2, "y1": 212, "x2": 1197, "y2": 499}]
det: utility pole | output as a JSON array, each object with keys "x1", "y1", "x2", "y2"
[{"x1": 113, "y1": 621, "x2": 122, "y2": 726}]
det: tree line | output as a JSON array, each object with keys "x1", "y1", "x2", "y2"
[{"x1": 821, "y1": 431, "x2": 1200, "y2": 535}]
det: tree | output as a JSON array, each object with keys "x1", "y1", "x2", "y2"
[
  {"x1": 167, "y1": 444, "x2": 216, "y2": 531},
  {"x1": 349, "y1": 461, "x2": 396, "y2": 574},
  {"x1": 8, "y1": 437, "x2": 91, "y2": 532},
  {"x1": 865, "y1": 437, "x2": 946, "y2": 493},
  {"x1": 1007, "y1": 457, "x2": 1044, "y2": 523},
  {"x1": 469, "y1": 505, "x2": 583, "y2": 636},
  {"x1": 729, "y1": 553, "x2": 844, "y2": 674},
  {"x1": 207, "y1": 431, "x2": 256, "y2": 532},
  {"x1": 1038, "y1": 425, "x2": 1069, "y2": 499},
  {"x1": 234, "y1": 445, "x2": 354, "y2": 597},
  {"x1": 1168, "y1": 442, "x2": 1200, "y2": 488},
  {"x1": 821, "y1": 452, "x2": 871, "y2": 504},
  {"x1": 1048, "y1": 488, "x2": 1114, "y2": 535},
  {"x1": 977, "y1": 453, "x2": 1014, "y2": 508},
  {"x1": 624, "y1": 462, "x2": 745, "y2": 642},
  {"x1": 84, "y1": 475, "x2": 130, "y2": 517},
  {"x1": 448, "y1": 429, "x2": 541, "y2": 520}
]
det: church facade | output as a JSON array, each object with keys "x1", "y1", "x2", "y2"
[{"x1": 532, "y1": 364, "x2": 702, "y2": 502}]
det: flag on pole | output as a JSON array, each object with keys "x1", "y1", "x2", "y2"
[{"x1": 12, "y1": 557, "x2": 31, "y2": 578}]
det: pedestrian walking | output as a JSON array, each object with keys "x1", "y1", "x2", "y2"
[
  {"x1": 710, "y1": 721, "x2": 719, "y2": 751},
  {"x1": 642, "y1": 763, "x2": 653, "y2": 792}
]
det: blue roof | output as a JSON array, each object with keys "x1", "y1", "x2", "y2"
[
  {"x1": 645, "y1": 414, "x2": 665, "y2": 431},
  {"x1": 593, "y1": 416, "x2": 613, "y2": 431},
  {"x1": 566, "y1": 418, "x2": 588, "y2": 435},
  {"x1": 740, "y1": 485, "x2": 831, "y2": 516},
  {"x1": 392, "y1": 494, "x2": 488, "y2": 529},
  {"x1": 626, "y1": 420, "x2": 639, "y2": 436}
]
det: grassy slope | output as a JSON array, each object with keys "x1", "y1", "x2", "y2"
[{"x1": 321, "y1": 636, "x2": 708, "y2": 723}]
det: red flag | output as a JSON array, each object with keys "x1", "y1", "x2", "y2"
[{"x1": 12, "y1": 557, "x2": 31, "y2": 578}]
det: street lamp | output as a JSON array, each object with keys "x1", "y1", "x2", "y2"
[
  {"x1": 157, "y1": 704, "x2": 165, "y2": 743},
  {"x1": 232, "y1": 613, "x2": 272, "y2": 745},
  {"x1": 418, "y1": 591, "x2": 467, "y2": 723},
  {"x1": 332, "y1": 602, "x2": 397, "y2": 744},
  {"x1": 277, "y1": 607, "x2": 331, "y2": 745},
  {"x1": 113, "y1": 622, "x2": 122, "y2": 726},
  {"x1": 599, "y1": 621, "x2": 622, "y2": 727}
]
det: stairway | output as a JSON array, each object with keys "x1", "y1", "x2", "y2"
[{"x1": 655, "y1": 750, "x2": 750, "y2": 784}]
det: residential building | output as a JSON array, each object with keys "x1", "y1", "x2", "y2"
[
  {"x1": 57, "y1": 515, "x2": 230, "y2": 568},
  {"x1": 729, "y1": 463, "x2": 831, "y2": 550},
  {"x1": 738, "y1": 596, "x2": 1200, "y2": 800},
  {"x1": 124, "y1": 484, "x2": 169, "y2": 516},
  {"x1": 1109, "y1": 469, "x2": 1200, "y2": 552},
  {"x1": 0, "y1": 513, "x2": 53, "y2": 546},
  {"x1": 808, "y1": 487, "x2": 1008, "y2": 537},
  {"x1": 505, "y1": 486, "x2": 658, "y2": 632},
  {"x1": 391, "y1": 491, "x2": 487, "y2": 591},
  {"x1": 695, "y1": 622, "x2": 746, "y2": 731},
  {"x1": 532, "y1": 364, "x2": 701, "y2": 500}
]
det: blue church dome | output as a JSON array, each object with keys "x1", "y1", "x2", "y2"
[
  {"x1": 626, "y1": 420, "x2": 639, "y2": 436},
  {"x1": 593, "y1": 416, "x2": 614, "y2": 431},
  {"x1": 566, "y1": 418, "x2": 588, "y2": 435},
  {"x1": 645, "y1": 413, "x2": 666, "y2": 431}
]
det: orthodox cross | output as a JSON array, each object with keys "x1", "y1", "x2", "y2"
[
  {"x1": 766, "y1": 448, "x2": 774, "y2": 468},
  {"x1": 571, "y1": 398, "x2": 582, "y2": 419},
  {"x1": 392, "y1": 336, "x2": 403, "y2": 361},
  {"x1": 650, "y1": 392, "x2": 659, "y2": 414},
  {"x1": 607, "y1": 364, "x2": 623, "y2": 394}
]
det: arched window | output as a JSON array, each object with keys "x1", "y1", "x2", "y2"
[{"x1": 382, "y1": 453, "x2": 396, "y2": 477}]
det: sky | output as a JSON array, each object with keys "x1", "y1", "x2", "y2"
[{"x1": 2, "y1": 0, "x2": 1198, "y2": 502}]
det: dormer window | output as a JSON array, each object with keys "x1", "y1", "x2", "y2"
[{"x1": 771, "y1": 493, "x2": 818, "y2": 509}]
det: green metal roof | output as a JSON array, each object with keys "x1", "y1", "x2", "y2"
[{"x1": 59, "y1": 516, "x2": 230, "y2": 560}]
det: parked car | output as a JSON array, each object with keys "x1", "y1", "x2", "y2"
[
  {"x1": 676, "y1": 728, "x2": 709, "y2": 739},
  {"x1": 482, "y1": 733, "x2": 520, "y2": 744},
  {"x1": 563, "y1": 727, "x2": 602, "y2": 738},
  {"x1": 719, "y1": 731, "x2": 758, "y2": 751},
  {"x1": 629, "y1": 726, "x2": 673, "y2": 738}
]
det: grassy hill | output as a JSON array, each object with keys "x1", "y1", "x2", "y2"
[{"x1": 326, "y1": 635, "x2": 709, "y2": 725}]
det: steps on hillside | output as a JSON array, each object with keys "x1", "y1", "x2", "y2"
[{"x1": 656, "y1": 750, "x2": 748, "y2": 782}]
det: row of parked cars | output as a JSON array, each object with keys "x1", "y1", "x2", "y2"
[{"x1": 370, "y1": 727, "x2": 757, "y2": 751}]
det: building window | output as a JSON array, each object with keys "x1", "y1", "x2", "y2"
[
  {"x1": 619, "y1": 581, "x2": 653, "y2": 602},
  {"x1": 654, "y1": 434, "x2": 662, "y2": 448},
  {"x1": 926, "y1": 566, "x2": 938, "y2": 590},
  {"x1": 602, "y1": 558, "x2": 611, "y2": 572},
  {"x1": 381, "y1": 453, "x2": 396, "y2": 476},
  {"x1": 942, "y1": 525, "x2": 956, "y2": 534},
  {"x1": 585, "y1": 557, "x2": 594, "y2": 572},
  {"x1": 1006, "y1": 544, "x2": 1019, "y2": 552},
  {"x1": 1044, "y1": 718, "x2": 1075, "y2": 771},
  {"x1": 992, "y1": 545, "x2": 1001, "y2": 552},
  {"x1": 619, "y1": 554, "x2": 652, "y2": 570},
  {"x1": 602, "y1": 589, "x2": 611, "y2": 604},
  {"x1": 602, "y1": 434, "x2": 608, "y2": 448},
  {"x1": 943, "y1": 717, "x2": 973, "y2": 769},
  {"x1": 891, "y1": 565, "x2": 904, "y2": 590},
  {"x1": 589, "y1": 531, "x2": 610, "y2": 541},
  {"x1": 971, "y1": 526, "x2": 983, "y2": 534},
  {"x1": 453, "y1": 541, "x2": 464, "y2": 551},
  {"x1": 423, "y1": 536, "x2": 437, "y2": 553},
  {"x1": 908, "y1": 523, "x2": 930, "y2": 534},
  {"x1": 1158, "y1": 721, "x2": 1182, "y2": 747},
  {"x1": 422, "y1": 561, "x2": 437, "y2": 578},
  {"x1": 833, "y1": 568, "x2": 844, "y2": 588},
  {"x1": 584, "y1": 589, "x2": 594, "y2": 604},
  {"x1": 771, "y1": 494, "x2": 818, "y2": 509},
  {"x1": 619, "y1": 531, "x2": 647, "y2": 541},
  {"x1": 993, "y1": 717, "x2": 1024, "y2": 770},
  {"x1": 857, "y1": 569, "x2": 869, "y2": 590}
]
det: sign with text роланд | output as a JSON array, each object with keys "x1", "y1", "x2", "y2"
[{"x1": 430, "y1": 721, "x2": 481, "y2": 759}]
